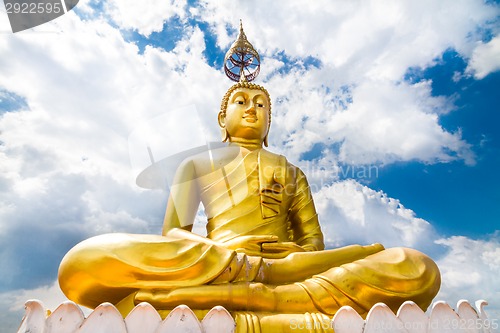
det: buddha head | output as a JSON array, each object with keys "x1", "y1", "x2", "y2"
[
  {"x1": 219, "y1": 81, "x2": 272, "y2": 147},
  {"x1": 219, "y1": 21, "x2": 271, "y2": 147}
]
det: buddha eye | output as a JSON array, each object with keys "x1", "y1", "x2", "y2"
[{"x1": 234, "y1": 97, "x2": 245, "y2": 105}]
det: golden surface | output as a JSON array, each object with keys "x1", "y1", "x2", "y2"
[{"x1": 58, "y1": 24, "x2": 440, "y2": 332}]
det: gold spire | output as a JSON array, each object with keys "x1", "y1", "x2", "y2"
[
  {"x1": 237, "y1": 19, "x2": 247, "y2": 42},
  {"x1": 224, "y1": 20, "x2": 261, "y2": 82}
]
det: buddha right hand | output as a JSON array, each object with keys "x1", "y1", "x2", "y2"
[{"x1": 223, "y1": 235, "x2": 279, "y2": 256}]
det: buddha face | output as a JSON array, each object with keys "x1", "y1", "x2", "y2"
[{"x1": 219, "y1": 87, "x2": 270, "y2": 144}]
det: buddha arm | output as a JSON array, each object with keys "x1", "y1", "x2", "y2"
[
  {"x1": 288, "y1": 167, "x2": 325, "y2": 251},
  {"x1": 162, "y1": 159, "x2": 201, "y2": 235}
]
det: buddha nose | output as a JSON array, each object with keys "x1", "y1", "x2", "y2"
[{"x1": 246, "y1": 103, "x2": 256, "y2": 114}]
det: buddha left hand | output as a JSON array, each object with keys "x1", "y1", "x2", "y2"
[{"x1": 222, "y1": 235, "x2": 305, "y2": 259}]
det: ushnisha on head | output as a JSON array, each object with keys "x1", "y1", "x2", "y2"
[{"x1": 219, "y1": 81, "x2": 271, "y2": 147}]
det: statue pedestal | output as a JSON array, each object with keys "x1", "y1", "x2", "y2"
[{"x1": 16, "y1": 299, "x2": 495, "y2": 333}]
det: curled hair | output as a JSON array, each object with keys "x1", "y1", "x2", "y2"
[{"x1": 219, "y1": 81, "x2": 272, "y2": 124}]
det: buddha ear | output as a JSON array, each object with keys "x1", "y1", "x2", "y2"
[
  {"x1": 218, "y1": 112, "x2": 229, "y2": 142},
  {"x1": 218, "y1": 112, "x2": 225, "y2": 127}
]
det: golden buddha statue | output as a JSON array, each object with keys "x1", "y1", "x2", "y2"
[{"x1": 58, "y1": 22, "x2": 440, "y2": 332}]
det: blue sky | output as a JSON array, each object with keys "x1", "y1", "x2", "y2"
[
  {"x1": 374, "y1": 52, "x2": 500, "y2": 237},
  {"x1": 0, "y1": 0, "x2": 499, "y2": 331}
]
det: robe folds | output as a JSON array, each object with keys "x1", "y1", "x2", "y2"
[{"x1": 58, "y1": 148, "x2": 440, "y2": 314}]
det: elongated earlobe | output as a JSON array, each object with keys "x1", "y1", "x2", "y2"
[
  {"x1": 263, "y1": 122, "x2": 270, "y2": 147},
  {"x1": 221, "y1": 128, "x2": 229, "y2": 142}
]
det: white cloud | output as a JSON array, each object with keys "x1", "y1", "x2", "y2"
[
  {"x1": 7, "y1": 281, "x2": 72, "y2": 313},
  {"x1": 105, "y1": 0, "x2": 187, "y2": 37},
  {"x1": 263, "y1": 70, "x2": 474, "y2": 166},
  {"x1": 328, "y1": 80, "x2": 475, "y2": 165},
  {"x1": 435, "y1": 235, "x2": 500, "y2": 321},
  {"x1": 466, "y1": 36, "x2": 500, "y2": 79},
  {"x1": 197, "y1": 0, "x2": 498, "y2": 79},
  {"x1": 1, "y1": 280, "x2": 94, "y2": 331},
  {"x1": 314, "y1": 179, "x2": 440, "y2": 253},
  {"x1": 191, "y1": 0, "x2": 499, "y2": 166}
]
